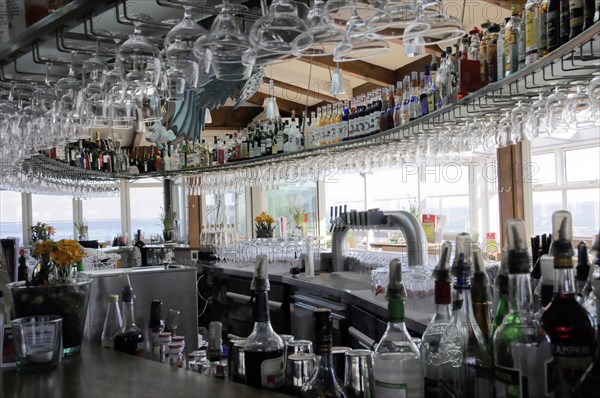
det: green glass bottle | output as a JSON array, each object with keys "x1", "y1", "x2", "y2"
[
  {"x1": 494, "y1": 219, "x2": 553, "y2": 398},
  {"x1": 492, "y1": 248, "x2": 509, "y2": 338}
]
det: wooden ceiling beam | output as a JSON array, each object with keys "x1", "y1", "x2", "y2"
[
  {"x1": 298, "y1": 56, "x2": 396, "y2": 87},
  {"x1": 262, "y1": 77, "x2": 340, "y2": 104},
  {"x1": 205, "y1": 106, "x2": 263, "y2": 129}
]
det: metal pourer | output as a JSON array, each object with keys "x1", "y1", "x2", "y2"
[
  {"x1": 386, "y1": 258, "x2": 406, "y2": 300},
  {"x1": 250, "y1": 255, "x2": 270, "y2": 292},
  {"x1": 433, "y1": 241, "x2": 452, "y2": 283}
]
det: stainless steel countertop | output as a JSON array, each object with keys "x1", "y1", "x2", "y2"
[
  {"x1": 201, "y1": 262, "x2": 432, "y2": 334},
  {"x1": 1, "y1": 342, "x2": 288, "y2": 398}
]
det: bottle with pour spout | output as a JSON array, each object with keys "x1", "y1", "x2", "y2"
[
  {"x1": 244, "y1": 255, "x2": 285, "y2": 391},
  {"x1": 373, "y1": 258, "x2": 423, "y2": 397},
  {"x1": 472, "y1": 245, "x2": 492, "y2": 342},
  {"x1": 421, "y1": 242, "x2": 453, "y2": 396},
  {"x1": 541, "y1": 211, "x2": 595, "y2": 397},
  {"x1": 493, "y1": 218, "x2": 553, "y2": 398}
]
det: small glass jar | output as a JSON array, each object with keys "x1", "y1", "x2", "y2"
[
  {"x1": 158, "y1": 332, "x2": 172, "y2": 364},
  {"x1": 168, "y1": 343, "x2": 185, "y2": 368}
]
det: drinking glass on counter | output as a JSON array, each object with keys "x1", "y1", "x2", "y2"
[{"x1": 11, "y1": 316, "x2": 63, "y2": 373}]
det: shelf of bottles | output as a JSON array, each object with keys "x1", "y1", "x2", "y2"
[{"x1": 24, "y1": 22, "x2": 600, "y2": 193}]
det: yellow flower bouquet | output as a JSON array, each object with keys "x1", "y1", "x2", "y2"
[
  {"x1": 255, "y1": 211, "x2": 276, "y2": 238},
  {"x1": 29, "y1": 237, "x2": 87, "y2": 285}
]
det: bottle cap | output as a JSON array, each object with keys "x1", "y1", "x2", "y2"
[
  {"x1": 506, "y1": 218, "x2": 532, "y2": 274},
  {"x1": 386, "y1": 258, "x2": 406, "y2": 300},
  {"x1": 168, "y1": 343, "x2": 183, "y2": 352},
  {"x1": 452, "y1": 233, "x2": 473, "y2": 277},
  {"x1": 109, "y1": 294, "x2": 119, "y2": 302},
  {"x1": 149, "y1": 300, "x2": 162, "y2": 329},
  {"x1": 250, "y1": 255, "x2": 270, "y2": 291},
  {"x1": 551, "y1": 211, "x2": 575, "y2": 269},
  {"x1": 576, "y1": 241, "x2": 590, "y2": 281},
  {"x1": 432, "y1": 241, "x2": 452, "y2": 283},
  {"x1": 172, "y1": 335, "x2": 185, "y2": 343}
]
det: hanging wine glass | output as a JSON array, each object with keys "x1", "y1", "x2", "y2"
[
  {"x1": 334, "y1": 14, "x2": 391, "y2": 62},
  {"x1": 292, "y1": 0, "x2": 345, "y2": 57},
  {"x1": 117, "y1": 21, "x2": 162, "y2": 86},
  {"x1": 164, "y1": 5, "x2": 208, "y2": 100},
  {"x1": 325, "y1": 0, "x2": 389, "y2": 29},
  {"x1": 194, "y1": 0, "x2": 256, "y2": 81},
  {"x1": 250, "y1": 0, "x2": 312, "y2": 55},
  {"x1": 403, "y1": 0, "x2": 465, "y2": 46},
  {"x1": 367, "y1": 0, "x2": 426, "y2": 38}
]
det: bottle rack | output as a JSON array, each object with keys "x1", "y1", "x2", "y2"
[{"x1": 4, "y1": 16, "x2": 600, "y2": 184}]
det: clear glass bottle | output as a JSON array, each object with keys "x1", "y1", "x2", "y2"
[
  {"x1": 525, "y1": 0, "x2": 541, "y2": 64},
  {"x1": 421, "y1": 243, "x2": 453, "y2": 396},
  {"x1": 114, "y1": 283, "x2": 144, "y2": 357},
  {"x1": 168, "y1": 343, "x2": 185, "y2": 368},
  {"x1": 101, "y1": 294, "x2": 123, "y2": 349},
  {"x1": 494, "y1": 219, "x2": 553, "y2": 398},
  {"x1": 374, "y1": 259, "x2": 423, "y2": 397},
  {"x1": 244, "y1": 256, "x2": 285, "y2": 391},
  {"x1": 541, "y1": 211, "x2": 595, "y2": 397},
  {"x1": 438, "y1": 234, "x2": 493, "y2": 398},
  {"x1": 301, "y1": 308, "x2": 347, "y2": 398},
  {"x1": 505, "y1": 3, "x2": 522, "y2": 76}
]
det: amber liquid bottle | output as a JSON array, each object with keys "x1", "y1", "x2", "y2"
[
  {"x1": 541, "y1": 211, "x2": 594, "y2": 398},
  {"x1": 114, "y1": 283, "x2": 145, "y2": 357}
]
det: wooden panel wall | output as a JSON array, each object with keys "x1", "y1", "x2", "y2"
[
  {"x1": 496, "y1": 143, "x2": 525, "y2": 246},
  {"x1": 188, "y1": 194, "x2": 202, "y2": 248}
]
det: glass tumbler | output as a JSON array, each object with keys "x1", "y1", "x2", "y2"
[{"x1": 11, "y1": 315, "x2": 62, "y2": 373}]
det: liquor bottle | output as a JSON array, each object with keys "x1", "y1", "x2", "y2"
[
  {"x1": 393, "y1": 81, "x2": 402, "y2": 127},
  {"x1": 575, "y1": 241, "x2": 590, "y2": 297},
  {"x1": 207, "y1": 321, "x2": 223, "y2": 363},
  {"x1": 583, "y1": 0, "x2": 596, "y2": 27},
  {"x1": 114, "y1": 280, "x2": 144, "y2": 357},
  {"x1": 519, "y1": 8, "x2": 527, "y2": 68},
  {"x1": 525, "y1": 0, "x2": 540, "y2": 64},
  {"x1": 472, "y1": 245, "x2": 492, "y2": 342},
  {"x1": 148, "y1": 300, "x2": 163, "y2": 359},
  {"x1": 420, "y1": 69, "x2": 430, "y2": 117},
  {"x1": 421, "y1": 242, "x2": 452, "y2": 396},
  {"x1": 497, "y1": 19, "x2": 507, "y2": 80},
  {"x1": 487, "y1": 23, "x2": 501, "y2": 82},
  {"x1": 155, "y1": 149, "x2": 163, "y2": 172},
  {"x1": 541, "y1": 211, "x2": 595, "y2": 397},
  {"x1": 401, "y1": 76, "x2": 411, "y2": 123},
  {"x1": 492, "y1": 248, "x2": 510, "y2": 337},
  {"x1": 133, "y1": 229, "x2": 147, "y2": 267},
  {"x1": 301, "y1": 308, "x2": 347, "y2": 398},
  {"x1": 409, "y1": 71, "x2": 420, "y2": 120},
  {"x1": 571, "y1": 236, "x2": 600, "y2": 396},
  {"x1": 493, "y1": 218, "x2": 553, "y2": 398},
  {"x1": 547, "y1": 0, "x2": 560, "y2": 51},
  {"x1": 386, "y1": 84, "x2": 395, "y2": 129},
  {"x1": 306, "y1": 111, "x2": 316, "y2": 147},
  {"x1": 341, "y1": 102, "x2": 349, "y2": 141},
  {"x1": 505, "y1": 3, "x2": 522, "y2": 76},
  {"x1": 147, "y1": 147, "x2": 156, "y2": 172},
  {"x1": 379, "y1": 87, "x2": 388, "y2": 133},
  {"x1": 244, "y1": 256, "x2": 285, "y2": 390},
  {"x1": 101, "y1": 294, "x2": 123, "y2": 349},
  {"x1": 560, "y1": 0, "x2": 571, "y2": 44},
  {"x1": 373, "y1": 259, "x2": 423, "y2": 397},
  {"x1": 334, "y1": 104, "x2": 344, "y2": 142},
  {"x1": 570, "y1": 0, "x2": 584, "y2": 38},
  {"x1": 438, "y1": 234, "x2": 493, "y2": 398}
]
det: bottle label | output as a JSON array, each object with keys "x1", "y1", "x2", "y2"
[
  {"x1": 505, "y1": 32, "x2": 517, "y2": 55},
  {"x1": 526, "y1": 10, "x2": 537, "y2": 52},
  {"x1": 374, "y1": 380, "x2": 408, "y2": 398},
  {"x1": 570, "y1": 0, "x2": 584, "y2": 27},
  {"x1": 341, "y1": 121, "x2": 348, "y2": 139},
  {"x1": 495, "y1": 364, "x2": 521, "y2": 397},
  {"x1": 260, "y1": 355, "x2": 284, "y2": 389},
  {"x1": 551, "y1": 344, "x2": 591, "y2": 395}
]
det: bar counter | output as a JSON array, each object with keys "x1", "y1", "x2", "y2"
[{"x1": 1, "y1": 342, "x2": 288, "y2": 398}]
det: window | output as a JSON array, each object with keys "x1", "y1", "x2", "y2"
[
  {"x1": 129, "y1": 185, "x2": 164, "y2": 237},
  {"x1": 31, "y1": 194, "x2": 74, "y2": 240},
  {"x1": 564, "y1": 147, "x2": 600, "y2": 183},
  {"x1": 205, "y1": 191, "x2": 247, "y2": 237},
  {"x1": 531, "y1": 143, "x2": 600, "y2": 238},
  {"x1": 265, "y1": 182, "x2": 318, "y2": 236},
  {"x1": 0, "y1": 191, "x2": 23, "y2": 239},
  {"x1": 531, "y1": 153, "x2": 556, "y2": 185},
  {"x1": 325, "y1": 173, "x2": 366, "y2": 214},
  {"x1": 81, "y1": 196, "x2": 122, "y2": 241},
  {"x1": 367, "y1": 168, "x2": 419, "y2": 211},
  {"x1": 421, "y1": 164, "x2": 471, "y2": 234}
]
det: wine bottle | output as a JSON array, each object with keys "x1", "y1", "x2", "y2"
[
  {"x1": 575, "y1": 241, "x2": 590, "y2": 297},
  {"x1": 560, "y1": 0, "x2": 571, "y2": 44},
  {"x1": 569, "y1": 0, "x2": 584, "y2": 38},
  {"x1": 244, "y1": 256, "x2": 285, "y2": 391},
  {"x1": 492, "y1": 248, "x2": 509, "y2": 337},
  {"x1": 301, "y1": 308, "x2": 347, "y2": 398},
  {"x1": 114, "y1": 279, "x2": 144, "y2": 357},
  {"x1": 541, "y1": 211, "x2": 595, "y2": 397},
  {"x1": 374, "y1": 259, "x2": 423, "y2": 397},
  {"x1": 546, "y1": 0, "x2": 561, "y2": 51},
  {"x1": 472, "y1": 245, "x2": 492, "y2": 342},
  {"x1": 493, "y1": 219, "x2": 553, "y2": 398},
  {"x1": 421, "y1": 242, "x2": 452, "y2": 396}
]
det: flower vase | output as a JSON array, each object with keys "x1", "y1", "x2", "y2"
[
  {"x1": 8, "y1": 278, "x2": 92, "y2": 356},
  {"x1": 256, "y1": 229, "x2": 273, "y2": 238}
]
